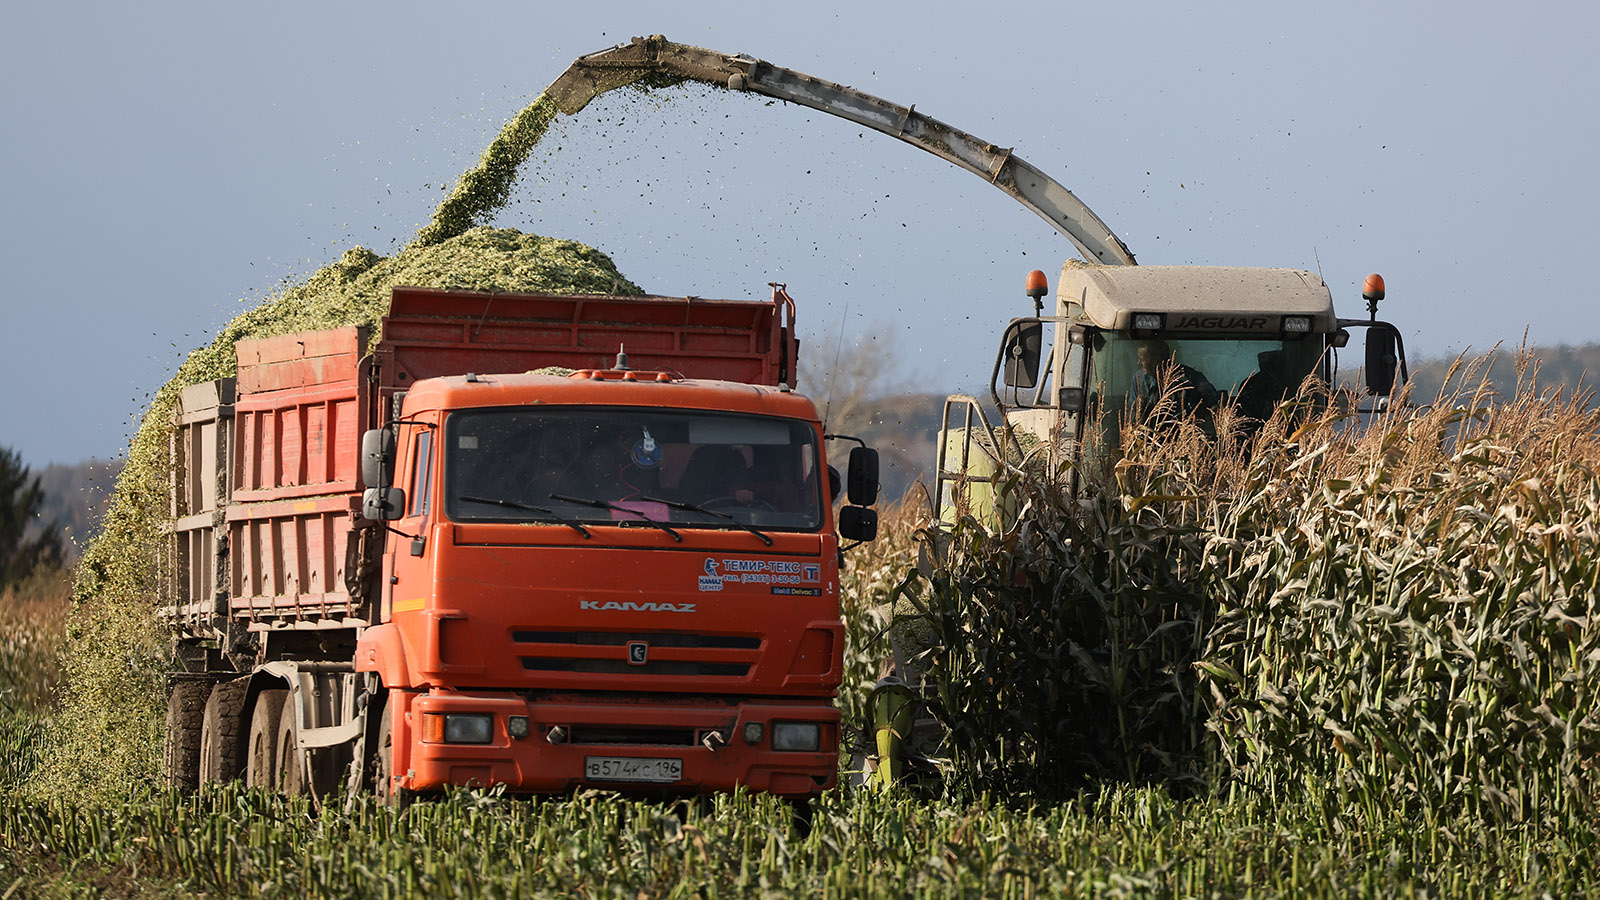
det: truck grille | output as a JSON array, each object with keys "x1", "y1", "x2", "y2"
[
  {"x1": 521, "y1": 658, "x2": 750, "y2": 677},
  {"x1": 513, "y1": 629, "x2": 760, "y2": 679},
  {"x1": 568, "y1": 725, "x2": 697, "y2": 746},
  {"x1": 511, "y1": 630, "x2": 760, "y2": 650}
]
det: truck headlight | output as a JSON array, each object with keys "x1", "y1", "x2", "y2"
[
  {"x1": 423, "y1": 713, "x2": 495, "y2": 744},
  {"x1": 1282, "y1": 315, "x2": 1312, "y2": 334},
  {"x1": 771, "y1": 722, "x2": 820, "y2": 752}
]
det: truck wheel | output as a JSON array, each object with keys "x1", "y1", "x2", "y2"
[
  {"x1": 275, "y1": 695, "x2": 310, "y2": 798},
  {"x1": 245, "y1": 688, "x2": 287, "y2": 789},
  {"x1": 373, "y1": 698, "x2": 411, "y2": 809},
  {"x1": 199, "y1": 677, "x2": 248, "y2": 784},
  {"x1": 162, "y1": 681, "x2": 209, "y2": 792}
]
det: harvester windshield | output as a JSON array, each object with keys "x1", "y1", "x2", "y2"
[
  {"x1": 445, "y1": 408, "x2": 824, "y2": 531},
  {"x1": 1091, "y1": 333, "x2": 1322, "y2": 422}
]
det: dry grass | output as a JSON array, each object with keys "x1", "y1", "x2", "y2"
[{"x1": 0, "y1": 569, "x2": 70, "y2": 789}]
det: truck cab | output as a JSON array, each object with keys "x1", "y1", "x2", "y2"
[{"x1": 359, "y1": 369, "x2": 862, "y2": 797}]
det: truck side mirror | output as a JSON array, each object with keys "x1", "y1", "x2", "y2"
[
  {"x1": 847, "y1": 447, "x2": 879, "y2": 506},
  {"x1": 361, "y1": 428, "x2": 396, "y2": 488},
  {"x1": 1002, "y1": 321, "x2": 1044, "y2": 390},
  {"x1": 1364, "y1": 325, "x2": 1398, "y2": 396},
  {"x1": 362, "y1": 486, "x2": 406, "y2": 522},
  {"x1": 838, "y1": 505, "x2": 878, "y2": 542}
]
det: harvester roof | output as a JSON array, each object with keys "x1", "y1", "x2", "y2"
[{"x1": 1056, "y1": 265, "x2": 1338, "y2": 334}]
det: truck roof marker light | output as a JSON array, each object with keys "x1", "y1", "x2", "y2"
[{"x1": 569, "y1": 368, "x2": 678, "y2": 382}]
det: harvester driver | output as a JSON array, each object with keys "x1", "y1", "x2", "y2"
[{"x1": 1133, "y1": 339, "x2": 1219, "y2": 419}]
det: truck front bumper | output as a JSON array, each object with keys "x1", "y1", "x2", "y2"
[{"x1": 390, "y1": 690, "x2": 840, "y2": 797}]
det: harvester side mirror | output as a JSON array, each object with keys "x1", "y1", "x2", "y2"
[
  {"x1": 362, "y1": 486, "x2": 406, "y2": 522},
  {"x1": 838, "y1": 505, "x2": 878, "y2": 542},
  {"x1": 1364, "y1": 325, "x2": 1398, "y2": 396},
  {"x1": 361, "y1": 428, "x2": 396, "y2": 488},
  {"x1": 1001, "y1": 321, "x2": 1044, "y2": 390},
  {"x1": 847, "y1": 447, "x2": 880, "y2": 506}
]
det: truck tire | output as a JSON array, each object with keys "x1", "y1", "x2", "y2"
[
  {"x1": 372, "y1": 698, "x2": 411, "y2": 809},
  {"x1": 162, "y1": 680, "x2": 210, "y2": 792},
  {"x1": 275, "y1": 695, "x2": 310, "y2": 798},
  {"x1": 245, "y1": 688, "x2": 287, "y2": 790},
  {"x1": 199, "y1": 677, "x2": 249, "y2": 784}
]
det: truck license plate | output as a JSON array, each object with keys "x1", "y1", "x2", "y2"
[{"x1": 584, "y1": 756, "x2": 683, "y2": 783}]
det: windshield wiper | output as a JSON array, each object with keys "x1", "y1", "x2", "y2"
[
  {"x1": 639, "y1": 495, "x2": 773, "y2": 546},
  {"x1": 458, "y1": 495, "x2": 592, "y2": 538},
  {"x1": 548, "y1": 494, "x2": 683, "y2": 542}
]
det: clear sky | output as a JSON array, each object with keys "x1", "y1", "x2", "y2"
[{"x1": 2, "y1": 1, "x2": 1594, "y2": 465}]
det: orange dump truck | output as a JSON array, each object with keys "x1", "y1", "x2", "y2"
[{"x1": 160, "y1": 285, "x2": 879, "y2": 803}]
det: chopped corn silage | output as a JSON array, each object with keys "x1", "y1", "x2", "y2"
[{"x1": 39, "y1": 85, "x2": 646, "y2": 798}]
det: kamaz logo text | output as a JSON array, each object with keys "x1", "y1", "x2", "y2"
[{"x1": 580, "y1": 600, "x2": 696, "y2": 613}]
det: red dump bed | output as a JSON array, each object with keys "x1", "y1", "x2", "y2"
[{"x1": 163, "y1": 286, "x2": 799, "y2": 634}]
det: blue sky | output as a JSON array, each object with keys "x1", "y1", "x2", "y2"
[{"x1": 2, "y1": 1, "x2": 1595, "y2": 464}]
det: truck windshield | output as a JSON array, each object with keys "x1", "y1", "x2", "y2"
[
  {"x1": 444, "y1": 408, "x2": 824, "y2": 531},
  {"x1": 1091, "y1": 333, "x2": 1323, "y2": 421}
]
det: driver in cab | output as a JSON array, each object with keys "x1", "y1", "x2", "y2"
[{"x1": 1133, "y1": 339, "x2": 1219, "y2": 419}]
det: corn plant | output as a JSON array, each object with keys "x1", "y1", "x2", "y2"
[{"x1": 887, "y1": 357, "x2": 1600, "y2": 823}]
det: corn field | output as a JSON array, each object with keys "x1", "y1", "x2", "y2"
[
  {"x1": 7, "y1": 367, "x2": 1600, "y2": 895},
  {"x1": 902, "y1": 365, "x2": 1600, "y2": 822}
]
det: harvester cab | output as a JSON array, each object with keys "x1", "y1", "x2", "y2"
[{"x1": 934, "y1": 264, "x2": 1410, "y2": 524}]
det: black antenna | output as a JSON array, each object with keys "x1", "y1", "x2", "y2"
[{"x1": 822, "y1": 305, "x2": 849, "y2": 432}]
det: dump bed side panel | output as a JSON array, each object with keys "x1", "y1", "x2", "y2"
[
  {"x1": 378, "y1": 287, "x2": 797, "y2": 392},
  {"x1": 226, "y1": 326, "x2": 371, "y2": 628},
  {"x1": 231, "y1": 327, "x2": 369, "y2": 502},
  {"x1": 161, "y1": 378, "x2": 235, "y2": 640}
]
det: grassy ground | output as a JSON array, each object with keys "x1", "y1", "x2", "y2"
[{"x1": 2, "y1": 780, "x2": 1595, "y2": 898}]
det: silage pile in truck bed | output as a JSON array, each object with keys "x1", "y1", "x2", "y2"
[{"x1": 34, "y1": 90, "x2": 645, "y2": 797}]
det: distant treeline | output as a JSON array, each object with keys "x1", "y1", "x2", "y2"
[
  {"x1": 1403, "y1": 343, "x2": 1600, "y2": 404},
  {"x1": 29, "y1": 459, "x2": 122, "y2": 566}
]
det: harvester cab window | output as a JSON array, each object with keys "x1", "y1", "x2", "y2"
[
  {"x1": 445, "y1": 408, "x2": 823, "y2": 532},
  {"x1": 1090, "y1": 333, "x2": 1322, "y2": 423}
]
